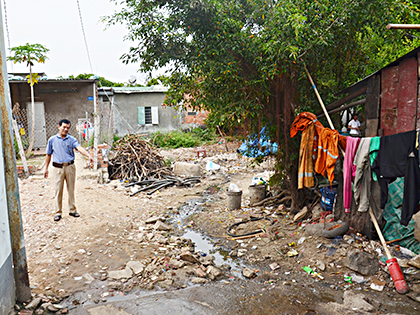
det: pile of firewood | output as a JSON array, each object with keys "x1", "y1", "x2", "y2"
[
  {"x1": 127, "y1": 176, "x2": 201, "y2": 196},
  {"x1": 108, "y1": 134, "x2": 172, "y2": 180}
]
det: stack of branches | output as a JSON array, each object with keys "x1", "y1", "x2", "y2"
[
  {"x1": 108, "y1": 134, "x2": 172, "y2": 180},
  {"x1": 127, "y1": 176, "x2": 201, "y2": 196}
]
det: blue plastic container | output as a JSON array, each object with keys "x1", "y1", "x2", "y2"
[{"x1": 320, "y1": 185, "x2": 338, "y2": 212}]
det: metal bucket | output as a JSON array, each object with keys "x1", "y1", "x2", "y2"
[
  {"x1": 226, "y1": 191, "x2": 242, "y2": 210},
  {"x1": 248, "y1": 185, "x2": 266, "y2": 206}
]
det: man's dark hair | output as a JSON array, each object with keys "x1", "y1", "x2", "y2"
[{"x1": 58, "y1": 119, "x2": 71, "y2": 126}]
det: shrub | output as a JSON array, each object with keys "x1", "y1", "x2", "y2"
[{"x1": 152, "y1": 128, "x2": 217, "y2": 149}]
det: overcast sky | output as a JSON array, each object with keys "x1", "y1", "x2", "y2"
[{"x1": 1, "y1": 0, "x2": 151, "y2": 84}]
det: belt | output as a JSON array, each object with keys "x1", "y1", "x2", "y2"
[{"x1": 53, "y1": 160, "x2": 74, "y2": 168}]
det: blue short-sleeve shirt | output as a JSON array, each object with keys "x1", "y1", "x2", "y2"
[{"x1": 46, "y1": 134, "x2": 80, "y2": 163}]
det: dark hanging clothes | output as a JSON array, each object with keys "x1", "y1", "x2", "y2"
[{"x1": 372, "y1": 130, "x2": 420, "y2": 226}]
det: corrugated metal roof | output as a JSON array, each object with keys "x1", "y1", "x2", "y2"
[
  {"x1": 113, "y1": 85, "x2": 168, "y2": 94},
  {"x1": 8, "y1": 78, "x2": 97, "y2": 83}
]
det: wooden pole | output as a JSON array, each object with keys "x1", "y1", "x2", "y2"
[
  {"x1": 387, "y1": 24, "x2": 420, "y2": 30},
  {"x1": 303, "y1": 62, "x2": 346, "y2": 157},
  {"x1": 369, "y1": 208, "x2": 392, "y2": 259},
  {"x1": 303, "y1": 63, "x2": 335, "y2": 130}
]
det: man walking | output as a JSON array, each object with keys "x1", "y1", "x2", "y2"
[{"x1": 44, "y1": 119, "x2": 93, "y2": 221}]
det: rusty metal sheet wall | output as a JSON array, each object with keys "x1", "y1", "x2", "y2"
[
  {"x1": 380, "y1": 57, "x2": 418, "y2": 136},
  {"x1": 396, "y1": 57, "x2": 418, "y2": 134},
  {"x1": 417, "y1": 53, "x2": 420, "y2": 130},
  {"x1": 381, "y1": 66, "x2": 399, "y2": 136}
]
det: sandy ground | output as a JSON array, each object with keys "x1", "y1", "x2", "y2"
[{"x1": 16, "y1": 141, "x2": 420, "y2": 314}]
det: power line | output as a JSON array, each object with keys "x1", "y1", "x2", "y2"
[
  {"x1": 3, "y1": 0, "x2": 13, "y2": 71},
  {"x1": 76, "y1": 0, "x2": 93, "y2": 73}
]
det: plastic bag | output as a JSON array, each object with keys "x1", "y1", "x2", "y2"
[
  {"x1": 228, "y1": 183, "x2": 240, "y2": 192},
  {"x1": 206, "y1": 161, "x2": 220, "y2": 171}
]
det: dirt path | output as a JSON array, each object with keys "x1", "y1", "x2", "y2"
[{"x1": 16, "y1": 142, "x2": 420, "y2": 314}]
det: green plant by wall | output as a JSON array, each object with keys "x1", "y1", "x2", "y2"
[{"x1": 152, "y1": 128, "x2": 217, "y2": 149}]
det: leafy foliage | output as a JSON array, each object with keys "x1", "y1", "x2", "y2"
[
  {"x1": 146, "y1": 75, "x2": 169, "y2": 86},
  {"x1": 7, "y1": 43, "x2": 49, "y2": 67},
  {"x1": 70, "y1": 73, "x2": 125, "y2": 87},
  {"x1": 106, "y1": 0, "x2": 420, "y2": 117},
  {"x1": 106, "y1": 0, "x2": 420, "y2": 193},
  {"x1": 152, "y1": 128, "x2": 217, "y2": 148}
]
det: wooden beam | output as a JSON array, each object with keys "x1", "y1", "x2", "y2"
[
  {"x1": 315, "y1": 86, "x2": 367, "y2": 116},
  {"x1": 365, "y1": 74, "x2": 381, "y2": 120},
  {"x1": 317, "y1": 98, "x2": 366, "y2": 118}
]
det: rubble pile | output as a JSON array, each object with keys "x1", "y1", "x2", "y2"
[
  {"x1": 14, "y1": 294, "x2": 68, "y2": 315},
  {"x1": 108, "y1": 134, "x2": 172, "y2": 180},
  {"x1": 94, "y1": 216, "x2": 247, "y2": 293}
]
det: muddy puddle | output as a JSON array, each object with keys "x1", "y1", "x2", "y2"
[{"x1": 169, "y1": 192, "x2": 248, "y2": 276}]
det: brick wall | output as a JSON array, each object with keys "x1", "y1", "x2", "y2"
[
  {"x1": 89, "y1": 144, "x2": 109, "y2": 169},
  {"x1": 16, "y1": 165, "x2": 35, "y2": 178}
]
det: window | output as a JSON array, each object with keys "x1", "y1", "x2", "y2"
[
  {"x1": 138, "y1": 106, "x2": 159, "y2": 125},
  {"x1": 145, "y1": 107, "x2": 152, "y2": 124}
]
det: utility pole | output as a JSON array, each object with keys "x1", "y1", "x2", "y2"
[
  {"x1": 0, "y1": 3, "x2": 31, "y2": 303},
  {"x1": 93, "y1": 81, "x2": 98, "y2": 170}
]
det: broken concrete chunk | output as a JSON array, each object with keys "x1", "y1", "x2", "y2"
[
  {"x1": 315, "y1": 260, "x2": 326, "y2": 271},
  {"x1": 173, "y1": 162, "x2": 202, "y2": 177},
  {"x1": 168, "y1": 259, "x2": 185, "y2": 269},
  {"x1": 242, "y1": 267, "x2": 257, "y2": 278},
  {"x1": 293, "y1": 206, "x2": 308, "y2": 222},
  {"x1": 344, "y1": 250, "x2": 379, "y2": 276},
  {"x1": 83, "y1": 273, "x2": 95, "y2": 283},
  {"x1": 126, "y1": 261, "x2": 145, "y2": 275},
  {"x1": 194, "y1": 268, "x2": 207, "y2": 278},
  {"x1": 25, "y1": 297, "x2": 42, "y2": 310},
  {"x1": 47, "y1": 304, "x2": 62, "y2": 312},
  {"x1": 191, "y1": 277, "x2": 209, "y2": 284},
  {"x1": 145, "y1": 216, "x2": 166, "y2": 224},
  {"x1": 153, "y1": 221, "x2": 171, "y2": 231},
  {"x1": 200, "y1": 254, "x2": 215, "y2": 266},
  {"x1": 108, "y1": 267, "x2": 133, "y2": 280},
  {"x1": 180, "y1": 251, "x2": 200, "y2": 264},
  {"x1": 206, "y1": 266, "x2": 223, "y2": 279},
  {"x1": 408, "y1": 254, "x2": 420, "y2": 269}
]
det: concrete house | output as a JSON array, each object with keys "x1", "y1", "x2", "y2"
[
  {"x1": 98, "y1": 86, "x2": 183, "y2": 137},
  {"x1": 9, "y1": 74, "x2": 97, "y2": 148}
]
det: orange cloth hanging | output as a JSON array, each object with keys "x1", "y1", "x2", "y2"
[
  {"x1": 315, "y1": 128, "x2": 346, "y2": 183},
  {"x1": 291, "y1": 112, "x2": 324, "y2": 189},
  {"x1": 290, "y1": 112, "x2": 324, "y2": 138}
]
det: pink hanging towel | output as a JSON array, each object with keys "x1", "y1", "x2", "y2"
[{"x1": 343, "y1": 137, "x2": 360, "y2": 213}]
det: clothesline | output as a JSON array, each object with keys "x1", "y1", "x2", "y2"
[{"x1": 291, "y1": 112, "x2": 420, "y2": 227}]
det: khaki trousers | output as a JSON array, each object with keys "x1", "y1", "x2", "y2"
[{"x1": 53, "y1": 164, "x2": 77, "y2": 215}]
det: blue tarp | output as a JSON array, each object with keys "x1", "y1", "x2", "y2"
[{"x1": 237, "y1": 127, "x2": 278, "y2": 158}]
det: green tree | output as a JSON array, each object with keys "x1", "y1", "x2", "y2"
[
  {"x1": 106, "y1": 0, "x2": 420, "y2": 208},
  {"x1": 146, "y1": 75, "x2": 169, "y2": 86},
  {"x1": 7, "y1": 43, "x2": 49, "y2": 158},
  {"x1": 71, "y1": 73, "x2": 125, "y2": 87}
]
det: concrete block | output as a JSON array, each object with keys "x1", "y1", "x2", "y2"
[{"x1": 173, "y1": 162, "x2": 202, "y2": 177}]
